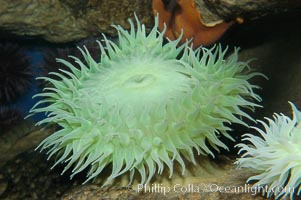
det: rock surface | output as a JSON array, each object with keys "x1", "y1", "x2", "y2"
[
  {"x1": 0, "y1": 112, "x2": 57, "y2": 169},
  {"x1": 0, "y1": 151, "x2": 77, "y2": 199},
  {"x1": 0, "y1": 120, "x2": 52, "y2": 167},
  {"x1": 0, "y1": 0, "x2": 153, "y2": 43},
  {"x1": 0, "y1": 0, "x2": 300, "y2": 43},
  {"x1": 0, "y1": 152, "x2": 268, "y2": 200},
  {"x1": 203, "y1": 0, "x2": 301, "y2": 21},
  {"x1": 61, "y1": 156, "x2": 267, "y2": 200}
]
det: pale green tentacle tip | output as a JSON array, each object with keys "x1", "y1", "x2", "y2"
[{"x1": 30, "y1": 14, "x2": 264, "y2": 185}]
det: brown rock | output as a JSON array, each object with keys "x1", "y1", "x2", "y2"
[
  {"x1": 61, "y1": 156, "x2": 267, "y2": 200},
  {"x1": 0, "y1": 121, "x2": 53, "y2": 167},
  {"x1": 0, "y1": 0, "x2": 153, "y2": 43},
  {"x1": 1, "y1": 0, "x2": 300, "y2": 43},
  {"x1": 200, "y1": 0, "x2": 301, "y2": 23},
  {"x1": 0, "y1": 173, "x2": 8, "y2": 196}
]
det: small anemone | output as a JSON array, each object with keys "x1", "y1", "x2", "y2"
[
  {"x1": 30, "y1": 15, "x2": 263, "y2": 185},
  {"x1": 235, "y1": 102, "x2": 301, "y2": 200}
]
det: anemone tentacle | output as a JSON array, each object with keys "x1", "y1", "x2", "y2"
[
  {"x1": 236, "y1": 102, "x2": 301, "y2": 200},
  {"x1": 31, "y1": 14, "x2": 262, "y2": 184}
]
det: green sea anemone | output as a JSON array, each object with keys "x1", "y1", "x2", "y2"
[
  {"x1": 235, "y1": 102, "x2": 301, "y2": 200},
  {"x1": 30, "y1": 15, "x2": 262, "y2": 184}
]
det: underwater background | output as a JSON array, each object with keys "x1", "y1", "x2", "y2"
[{"x1": 1, "y1": 1, "x2": 301, "y2": 200}]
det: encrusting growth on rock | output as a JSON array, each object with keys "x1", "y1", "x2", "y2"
[{"x1": 152, "y1": 0, "x2": 243, "y2": 47}]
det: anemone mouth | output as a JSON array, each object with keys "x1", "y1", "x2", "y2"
[
  {"x1": 31, "y1": 14, "x2": 263, "y2": 185},
  {"x1": 84, "y1": 59, "x2": 194, "y2": 111},
  {"x1": 123, "y1": 73, "x2": 156, "y2": 88}
]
